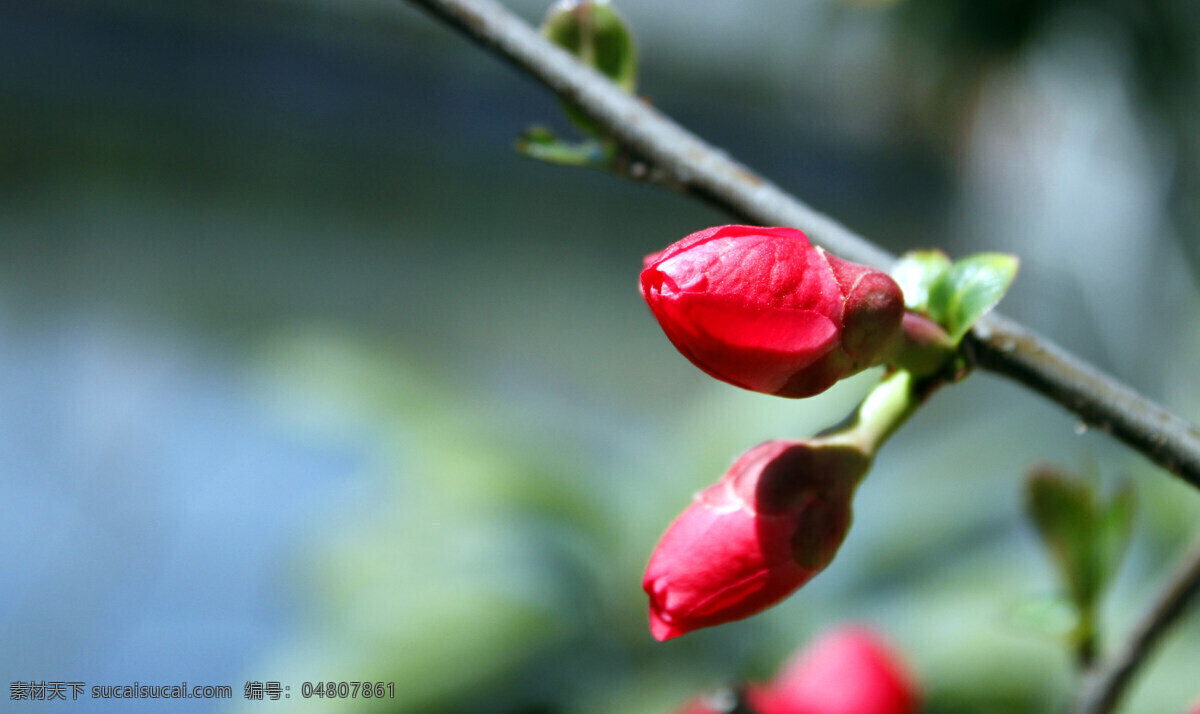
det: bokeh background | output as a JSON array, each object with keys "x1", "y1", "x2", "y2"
[{"x1": 2, "y1": 0, "x2": 1200, "y2": 712}]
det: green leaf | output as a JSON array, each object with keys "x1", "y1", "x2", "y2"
[
  {"x1": 515, "y1": 127, "x2": 611, "y2": 167},
  {"x1": 542, "y1": 0, "x2": 637, "y2": 139},
  {"x1": 927, "y1": 252, "x2": 1018, "y2": 342},
  {"x1": 1094, "y1": 482, "x2": 1135, "y2": 598},
  {"x1": 1025, "y1": 468, "x2": 1135, "y2": 614},
  {"x1": 1027, "y1": 468, "x2": 1097, "y2": 608},
  {"x1": 542, "y1": 1, "x2": 637, "y2": 91},
  {"x1": 891, "y1": 249, "x2": 951, "y2": 313}
]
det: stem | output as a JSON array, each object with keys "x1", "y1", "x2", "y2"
[
  {"x1": 890, "y1": 312, "x2": 956, "y2": 378},
  {"x1": 1075, "y1": 606, "x2": 1097, "y2": 671},
  {"x1": 968, "y1": 313, "x2": 1200, "y2": 489},
  {"x1": 824, "y1": 370, "x2": 926, "y2": 456},
  {"x1": 401, "y1": 0, "x2": 1200, "y2": 492},
  {"x1": 1073, "y1": 536, "x2": 1200, "y2": 714}
]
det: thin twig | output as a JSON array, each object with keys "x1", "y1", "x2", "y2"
[
  {"x1": 400, "y1": 0, "x2": 1200, "y2": 491},
  {"x1": 1073, "y1": 537, "x2": 1200, "y2": 714}
]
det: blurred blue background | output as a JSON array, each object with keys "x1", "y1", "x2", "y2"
[{"x1": 2, "y1": 1, "x2": 1199, "y2": 712}]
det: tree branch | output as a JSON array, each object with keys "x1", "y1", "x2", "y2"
[
  {"x1": 401, "y1": 0, "x2": 1200, "y2": 491},
  {"x1": 1073, "y1": 537, "x2": 1200, "y2": 714}
]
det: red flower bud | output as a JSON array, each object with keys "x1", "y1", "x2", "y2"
[
  {"x1": 760, "y1": 626, "x2": 919, "y2": 714},
  {"x1": 640, "y1": 225, "x2": 905, "y2": 398},
  {"x1": 644, "y1": 440, "x2": 870, "y2": 641}
]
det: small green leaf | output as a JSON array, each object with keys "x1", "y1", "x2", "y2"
[
  {"x1": 1094, "y1": 482, "x2": 1135, "y2": 597},
  {"x1": 543, "y1": 1, "x2": 637, "y2": 91},
  {"x1": 1027, "y1": 468, "x2": 1097, "y2": 608},
  {"x1": 927, "y1": 252, "x2": 1018, "y2": 342},
  {"x1": 891, "y1": 249, "x2": 951, "y2": 313},
  {"x1": 542, "y1": 0, "x2": 637, "y2": 139},
  {"x1": 517, "y1": 125, "x2": 559, "y2": 147},
  {"x1": 1025, "y1": 467, "x2": 1135, "y2": 666},
  {"x1": 1025, "y1": 467, "x2": 1135, "y2": 614},
  {"x1": 515, "y1": 127, "x2": 611, "y2": 167}
]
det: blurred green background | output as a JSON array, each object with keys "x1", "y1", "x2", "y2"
[{"x1": 2, "y1": 0, "x2": 1199, "y2": 712}]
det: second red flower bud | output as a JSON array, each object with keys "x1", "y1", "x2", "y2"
[{"x1": 643, "y1": 439, "x2": 871, "y2": 641}]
